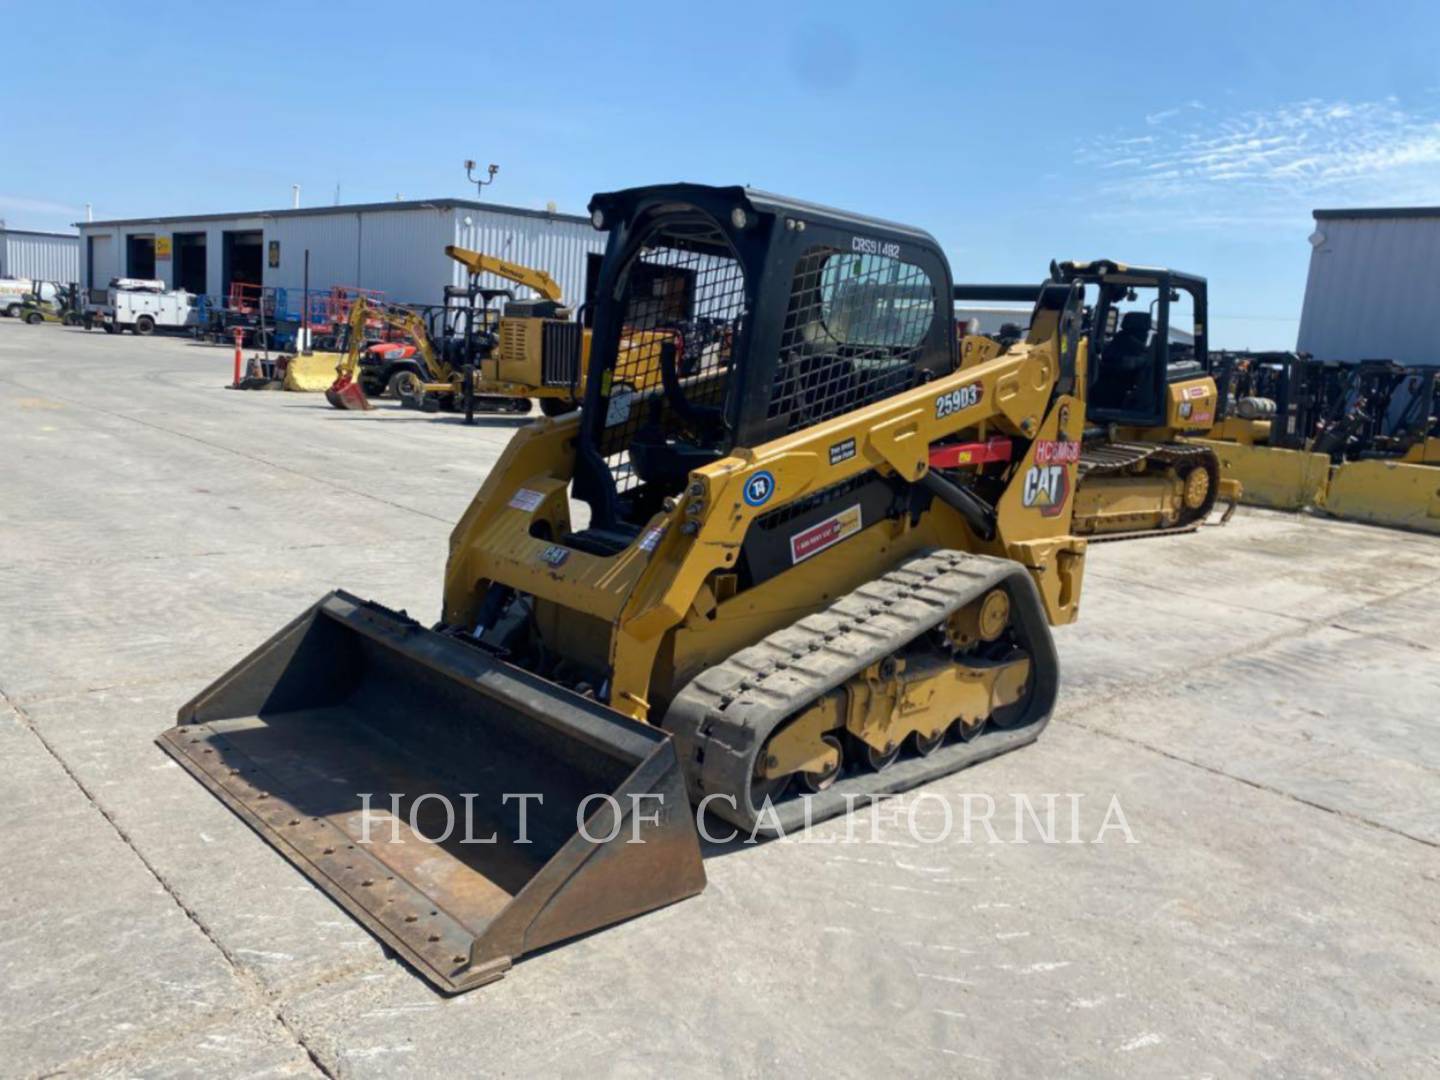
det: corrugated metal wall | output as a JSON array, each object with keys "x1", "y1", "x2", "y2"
[
  {"x1": 450, "y1": 209, "x2": 607, "y2": 306},
  {"x1": 1297, "y1": 214, "x2": 1440, "y2": 365},
  {"x1": 1, "y1": 231, "x2": 81, "y2": 283},
  {"x1": 74, "y1": 202, "x2": 602, "y2": 311},
  {"x1": 262, "y1": 213, "x2": 362, "y2": 295},
  {"x1": 354, "y1": 208, "x2": 451, "y2": 306}
]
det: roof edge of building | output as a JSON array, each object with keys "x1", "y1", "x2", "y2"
[
  {"x1": 1313, "y1": 206, "x2": 1440, "y2": 221},
  {"x1": 1, "y1": 227, "x2": 81, "y2": 239},
  {"x1": 76, "y1": 197, "x2": 592, "y2": 230}
]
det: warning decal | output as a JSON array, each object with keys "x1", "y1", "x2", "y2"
[
  {"x1": 790, "y1": 505, "x2": 863, "y2": 564},
  {"x1": 508, "y1": 488, "x2": 545, "y2": 512}
]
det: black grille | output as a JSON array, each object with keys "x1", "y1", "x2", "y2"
[
  {"x1": 756, "y1": 471, "x2": 877, "y2": 530},
  {"x1": 769, "y1": 246, "x2": 935, "y2": 433},
  {"x1": 597, "y1": 222, "x2": 748, "y2": 493},
  {"x1": 542, "y1": 320, "x2": 583, "y2": 388}
]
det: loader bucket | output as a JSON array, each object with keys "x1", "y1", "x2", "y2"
[
  {"x1": 157, "y1": 592, "x2": 706, "y2": 993},
  {"x1": 1189, "y1": 438, "x2": 1330, "y2": 511},
  {"x1": 1320, "y1": 459, "x2": 1440, "y2": 534},
  {"x1": 325, "y1": 374, "x2": 373, "y2": 411},
  {"x1": 283, "y1": 351, "x2": 345, "y2": 392}
]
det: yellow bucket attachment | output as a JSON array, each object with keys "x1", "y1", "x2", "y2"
[
  {"x1": 1320, "y1": 459, "x2": 1440, "y2": 534},
  {"x1": 282, "y1": 351, "x2": 344, "y2": 392},
  {"x1": 1189, "y1": 438, "x2": 1330, "y2": 511},
  {"x1": 157, "y1": 592, "x2": 705, "y2": 992}
]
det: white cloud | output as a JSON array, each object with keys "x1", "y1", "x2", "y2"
[{"x1": 1074, "y1": 97, "x2": 1440, "y2": 229}]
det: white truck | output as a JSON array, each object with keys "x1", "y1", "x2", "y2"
[{"x1": 87, "y1": 278, "x2": 197, "y2": 335}]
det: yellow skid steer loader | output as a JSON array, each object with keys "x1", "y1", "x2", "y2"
[{"x1": 161, "y1": 184, "x2": 1105, "y2": 992}]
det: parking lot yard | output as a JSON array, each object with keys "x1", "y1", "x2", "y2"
[{"x1": 2, "y1": 321, "x2": 1438, "y2": 1078}]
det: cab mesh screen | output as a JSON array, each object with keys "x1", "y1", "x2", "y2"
[
  {"x1": 597, "y1": 222, "x2": 747, "y2": 493},
  {"x1": 769, "y1": 247, "x2": 935, "y2": 433}
]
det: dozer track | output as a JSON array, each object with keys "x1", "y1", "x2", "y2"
[
  {"x1": 665, "y1": 550, "x2": 1060, "y2": 836},
  {"x1": 1073, "y1": 440, "x2": 1230, "y2": 542}
]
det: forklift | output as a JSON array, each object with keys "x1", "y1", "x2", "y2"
[{"x1": 20, "y1": 282, "x2": 84, "y2": 326}]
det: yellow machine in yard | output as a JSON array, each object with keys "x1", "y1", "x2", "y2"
[
  {"x1": 323, "y1": 297, "x2": 423, "y2": 411},
  {"x1": 440, "y1": 245, "x2": 592, "y2": 416},
  {"x1": 324, "y1": 248, "x2": 593, "y2": 418},
  {"x1": 957, "y1": 261, "x2": 1239, "y2": 539},
  {"x1": 1304, "y1": 361, "x2": 1440, "y2": 532},
  {"x1": 161, "y1": 183, "x2": 1128, "y2": 993},
  {"x1": 1188, "y1": 353, "x2": 1440, "y2": 533},
  {"x1": 1185, "y1": 350, "x2": 1334, "y2": 513}
]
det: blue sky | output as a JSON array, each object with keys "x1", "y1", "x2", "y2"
[{"x1": 6, "y1": 0, "x2": 1439, "y2": 347}]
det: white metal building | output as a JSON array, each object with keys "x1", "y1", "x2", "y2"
[
  {"x1": 0, "y1": 227, "x2": 81, "y2": 283},
  {"x1": 75, "y1": 198, "x2": 607, "y2": 309},
  {"x1": 1298, "y1": 207, "x2": 1440, "y2": 365}
]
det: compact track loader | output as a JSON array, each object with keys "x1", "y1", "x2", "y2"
[
  {"x1": 161, "y1": 184, "x2": 1098, "y2": 992},
  {"x1": 957, "y1": 261, "x2": 1239, "y2": 539}
]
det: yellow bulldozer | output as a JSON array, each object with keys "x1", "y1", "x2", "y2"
[
  {"x1": 956, "y1": 261, "x2": 1239, "y2": 539},
  {"x1": 961, "y1": 266, "x2": 1440, "y2": 535},
  {"x1": 160, "y1": 183, "x2": 1172, "y2": 993}
]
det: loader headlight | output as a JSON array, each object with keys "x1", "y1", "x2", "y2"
[
  {"x1": 591, "y1": 209, "x2": 605, "y2": 229},
  {"x1": 730, "y1": 207, "x2": 748, "y2": 230}
]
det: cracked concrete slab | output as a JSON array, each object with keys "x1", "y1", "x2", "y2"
[
  {"x1": 276, "y1": 721, "x2": 1440, "y2": 1077},
  {"x1": 1069, "y1": 620, "x2": 1440, "y2": 845},
  {"x1": 0, "y1": 699, "x2": 302, "y2": 1078},
  {"x1": 19, "y1": 682, "x2": 386, "y2": 998}
]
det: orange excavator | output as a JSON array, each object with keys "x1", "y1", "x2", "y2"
[{"x1": 325, "y1": 298, "x2": 435, "y2": 411}]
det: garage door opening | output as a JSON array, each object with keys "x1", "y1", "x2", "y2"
[
  {"x1": 173, "y1": 232, "x2": 207, "y2": 295},
  {"x1": 222, "y1": 230, "x2": 263, "y2": 299},
  {"x1": 127, "y1": 234, "x2": 156, "y2": 279}
]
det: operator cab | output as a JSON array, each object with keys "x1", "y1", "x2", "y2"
[
  {"x1": 1051, "y1": 261, "x2": 1208, "y2": 428},
  {"x1": 571, "y1": 184, "x2": 956, "y2": 549}
]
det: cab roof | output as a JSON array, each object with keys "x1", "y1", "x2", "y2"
[{"x1": 587, "y1": 183, "x2": 943, "y2": 249}]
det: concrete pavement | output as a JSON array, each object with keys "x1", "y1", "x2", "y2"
[{"x1": 1, "y1": 321, "x2": 1437, "y2": 1077}]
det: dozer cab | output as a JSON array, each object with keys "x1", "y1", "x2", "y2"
[
  {"x1": 161, "y1": 183, "x2": 1099, "y2": 992},
  {"x1": 957, "y1": 261, "x2": 1239, "y2": 539}
]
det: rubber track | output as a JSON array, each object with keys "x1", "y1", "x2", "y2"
[{"x1": 664, "y1": 549, "x2": 1060, "y2": 836}]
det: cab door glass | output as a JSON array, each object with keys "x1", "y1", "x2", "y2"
[
  {"x1": 1167, "y1": 289, "x2": 1198, "y2": 372},
  {"x1": 1091, "y1": 286, "x2": 1160, "y2": 413}
]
